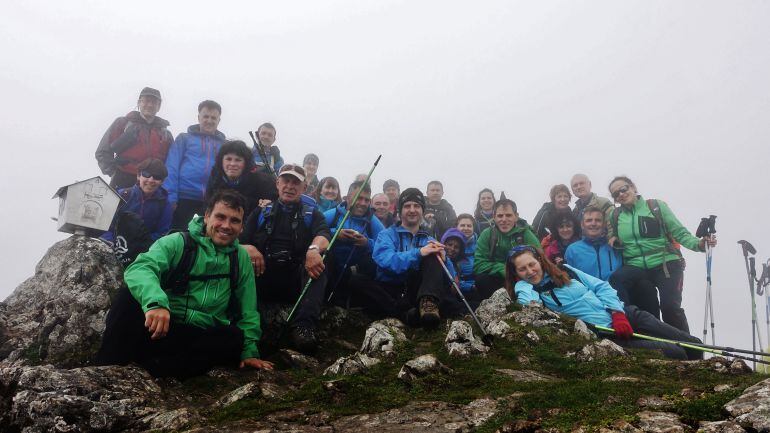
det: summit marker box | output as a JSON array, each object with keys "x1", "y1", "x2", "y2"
[{"x1": 52, "y1": 177, "x2": 123, "y2": 236}]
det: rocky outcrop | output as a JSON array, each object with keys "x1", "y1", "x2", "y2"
[
  {"x1": 570, "y1": 339, "x2": 629, "y2": 362},
  {"x1": 724, "y1": 377, "x2": 770, "y2": 431},
  {"x1": 475, "y1": 288, "x2": 512, "y2": 326},
  {"x1": 324, "y1": 352, "x2": 381, "y2": 376},
  {"x1": 445, "y1": 321, "x2": 490, "y2": 357},
  {"x1": 360, "y1": 318, "x2": 407, "y2": 357},
  {"x1": 397, "y1": 354, "x2": 451, "y2": 383},
  {"x1": 0, "y1": 236, "x2": 123, "y2": 367}
]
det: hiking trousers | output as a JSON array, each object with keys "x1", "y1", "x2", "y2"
[
  {"x1": 95, "y1": 286, "x2": 243, "y2": 379},
  {"x1": 256, "y1": 262, "x2": 328, "y2": 330},
  {"x1": 610, "y1": 260, "x2": 688, "y2": 332},
  {"x1": 615, "y1": 305, "x2": 702, "y2": 360},
  {"x1": 608, "y1": 269, "x2": 661, "y2": 319}
]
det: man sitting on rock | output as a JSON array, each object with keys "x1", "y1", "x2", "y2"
[
  {"x1": 369, "y1": 188, "x2": 463, "y2": 327},
  {"x1": 240, "y1": 164, "x2": 331, "y2": 354},
  {"x1": 95, "y1": 190, "x2": 273, "y2": 379}
]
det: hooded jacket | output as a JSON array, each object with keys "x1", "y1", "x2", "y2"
[
  {"x1": 514, "y1": 264, "x2": 624, "y2": 328},
  {"x1": 564, "y1": 237, "x2": 622, "y2": 281},
  {"x1": 102, "y1": 184, "x2": 172, "y2": 242},
  {"x1": 124, "y1": 216, "x2": 261, "y2": 360},
  {"x1": 424, "y1": 199, "x2": 457, "y2": 239},
  {"x1": 373, "y1": 223, "x2": 443, "y2": 284},
  {"x1": 251, "y1": 145, "x2": 284, "y2": 175},
  {"x1": 474, "y1": 222, "x2": 541, "y2": 279},
  {"x1": 613, "y1": 196, "x2": 702, "y2": 269},
  {"x1": 163, "y1": 125, "x2": 226, "y2": 204},
  {"x1": 441, "y1": 228, "x2": 475, "y2": 293},
  {"x1": 324, "y1": 202, "x2": 385, "y2": 274},
  {"x1": 96, "y1": 111, "x2": 174, "y2": 177}
]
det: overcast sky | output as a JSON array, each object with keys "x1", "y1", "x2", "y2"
[{"x1": 1, "y1": 1, "x2": 769, "y2": 356}]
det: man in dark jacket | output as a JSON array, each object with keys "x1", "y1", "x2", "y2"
[
  {"x1": 163, "y1": 100, "x2": 226, "y2": 230},
  {"x1": 240, "y1": 164, "x2": 330, "y2": 354},
  {"x1": 424, "y1": 180, "x2": 457, "y2": 239},
  {"x1": 95, "y1": 87, "x2": 174, "y2": 189}
]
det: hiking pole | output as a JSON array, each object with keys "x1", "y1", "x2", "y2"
[
  {"x1": 247, "y1": 131, "x2": 278, "y2": 180},
  {"x1": 696, "y1": 215, "x2": 717, "y2": 346},
  {"x1": 285, "y1": 155, "x2": 382, "y2": 327},
  {"x1": 593, "y1": 325, "x2": 770, "y2": 366},
  {"x1": 326, "y1": 246, "x2": 357, "y2": 303},
  {"x1": 738, "y1": 240, "x2": 759, "y2": 369},
  {"x1": 435, "y1": 255, "x2": 494, "y2": 346}
]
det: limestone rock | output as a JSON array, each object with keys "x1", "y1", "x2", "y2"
[
  {"x1": 0, "y1": 364, "x2": 160, "y2": 432},
  {"x1": 724, "y1": 378, "x2": 770, "y2": 431},
  {"x1": 729, "y1": 359, "x2": 752, "y2": 374},
  {"x1": 495, "y1": 369, "x2": 557, "y2": 382},
  {"x1": 0, "y1": 236, "x2": 123, "y2": 367},
  {"x1": 142, "y1": 407, "x2": 200, "y2": 431},
  {"x1": 277, "y1": 349, "x2": 320, "y2": 370},
  {"x1": 508, "y1": 303, "x2": 562, "y2": 328},
  {"x1": 332, "y1": 397, "x2": 498, "y2": 432},
  {"x1": 714, "y1": 384, "x2": 734, "y2": 393},
  {"x1": 603, "y1": 375, "x2": 640, "y2": 383},
  {"x1": 360, "y1": 319, "x2": 407, "y2": 357},
  {"x1": 324, "y1": 352, "x2": 381, "y2": 376},
  {"x1": 697, "y1": 420, "x2": 747, "y2": 432},
  {"x1": 487, "y1": 319, "x2": 513, "y2": 338},
  {"x1": 445, "y1": 321, "x2": 490, "y2": 357},
  {"x1": 475, "y1": 288, "x2": 512, "y2": 326},
  {"x1": 570, "y1": 339, "x2": 628, "y2": 362},
  {"x1": 599, "y1": 420, "x2": 642, "y2": 432},
  {"x1": 215, "y1": 381, "x2": 262, "y2": 408},
  {"x1": 574, "y1": 319, "x2": 596, "y2": 340},
  {"x1": 525, "y1": 330, "x2": 540, "y2": 343},
  {"x1": 397, "y1": 354, "x2": 452, "y2": 383},
  {"x1": 636, "y1": 411, "x2": 686, "y2": 432},
  {"x1": 636, "y1": 395, "x2": 674, "y2": 410}
]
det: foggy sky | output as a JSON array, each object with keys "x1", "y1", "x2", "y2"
[{"x1": 1, "y1": 1, "x2": 769, "y2": 355}]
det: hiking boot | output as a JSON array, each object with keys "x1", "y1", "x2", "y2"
[
  {"x1": 290, "y1": 326, "x2": 318, "y2": 355},
  {"x1": 402, "y1": 307, "x2": 421, "y2": 327},
  {"x1": 419, "y1": 296, "x2": 440, "y2": 328}
]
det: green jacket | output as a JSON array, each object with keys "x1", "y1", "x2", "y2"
[
  {"x1": 474, "y1": 222, "x2": 541, "y2": 279},
  {"x1": 124, "y1": 216, "x2": 262, "y2": 360},
  {"x1": 614, "y1": 196, "x2": 702, "y2": 269}
]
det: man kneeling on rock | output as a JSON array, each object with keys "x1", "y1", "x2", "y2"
[
  {"x1": 368, "y1": 188, "x2": 464, "y2": 327},
  {"x1": 240, "y1": 164, "x2": 331, "y2": 354},
  {"x1": 96, "y1": 190, "x2": 273, "y2": 378}
]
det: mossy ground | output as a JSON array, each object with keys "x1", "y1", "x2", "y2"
[{"x1": 187, "y1": 305, "x2": 765, "y2": 432}]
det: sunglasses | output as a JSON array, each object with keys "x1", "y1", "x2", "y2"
[
  {"x1": 140, "y1": 170, "x2": 164, "y2": 181},
  {"x1": 611, "y1": 184, "x2": 631, "y2": 199},
  {"x1": 507, "y1": 244, "x2": 538, "y2": 259}
]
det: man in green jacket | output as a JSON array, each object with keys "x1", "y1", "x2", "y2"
[
  {"x1": 473, "y1": 199, "x2": 541, "y2": 305},
  {"x1": 96, "y1": 190, "x2": 273, "y2": 378}
]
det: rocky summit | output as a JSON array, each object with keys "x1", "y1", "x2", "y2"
[{"x1": 1, "y1": 235, "x2": 768, "y2": 432}]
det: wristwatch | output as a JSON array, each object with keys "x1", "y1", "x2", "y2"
[{"x1": 308, "y1": 245, "x2": 320, "y2": 253}]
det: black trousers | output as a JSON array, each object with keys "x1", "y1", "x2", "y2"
[
  {"x1": 95, "y1": 286, "x2": 243, "y2": 379},
  {"x1": 471, "y1": 274, "x2": 507, "y2": 309},
  {"x1": 256, "y1": 262, "x2": 328, "y2": 330},
  {"x1": 356, "y1": 256, "x2": 465, "y2": 323},
  {"x1": 610, "y1": 260, "x2": 688, "y2": 332},
  {"x1": 615, "y1": 305, "x2": 702, "y2": 360},
  {"x1": 171, "y1": 198, "x2": 206, "y2": 231}
]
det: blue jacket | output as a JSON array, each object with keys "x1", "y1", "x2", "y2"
[
  {"x1": 564, "y1": 237, "x2": 623, "y2": 281},
  {"x1": 251, "y1": 145, "x2": 284, "y2": 174},
  {"x1": 163, "y1": 125, "x2": 226, "y2": 204},
  {"x1": 102, "y1": 185, "x2": 172, "y2": 242},
  {"x1": 324, "y1": 203, "x2": 385, "y2": 274},
  {"x1": 514, "y1": 264, "x2": 624, "y2": 328},
  {"x1": 373, "y1": 223, "x2": 441, "y2": 284},
  {"x1": 441, "y1": 228, "x2": 476, "y2": 293}
]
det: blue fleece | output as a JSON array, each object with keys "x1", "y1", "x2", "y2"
[
  {"x1": 374, "y1": 223, "x2": 448, "y2": 284},
  {"x1": 324, "y1": 203, "x2": 385, "y2": 274},
  {"x1": 564, "y1": 237, "x2": 623, "y2": 281},
  {"x1": 102, "y1": 185, "x2": 172, "y2": 241},
  {"x1": 163, "y1": 125, "x2": 226, "y2": 204},
  {"x1": 514, "y1": 264, "x2": 624, "y2": 327}
]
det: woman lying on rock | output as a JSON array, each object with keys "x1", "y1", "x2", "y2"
[{"x1": 505, "y1": 245, "x2": 703, "y2": 360}]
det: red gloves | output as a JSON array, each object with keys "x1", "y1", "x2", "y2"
[{"x1": 611, "y1": 311, "x2": 634, "y2": 340}]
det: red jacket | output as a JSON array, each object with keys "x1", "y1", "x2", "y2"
[{"x1": 95, "y1": 111, "x2": 173, "y2": 176}]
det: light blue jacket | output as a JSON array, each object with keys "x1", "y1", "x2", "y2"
[
  {"x1": 324, "y1": 202, "x2": 385, "y2": 274},
  {"x1": 514, "y1": 264, "x2": 624, "y2": 328},
  {"x1": 564, "y1": 238, "x2": 622, "y2": 281},
  {"x1": 374, "y1": 223, "x2": 452, "y2": 284},
  {"x1": 163, "y1": 125, "x2": 226, "y2": 204}
]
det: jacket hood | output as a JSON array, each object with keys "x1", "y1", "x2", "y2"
[
  {"x1": 187, "y1": 215, "x2": 239, "y2": 253},
  {"x1": 187, "y1": 124, "x2": 226, "y2": 140},
  {"x1": 126, "y1": 110, "x2": 170, "y2": 128},
  {"x1": 441, "y1": 227, "x2": 466, "y2": 247}
]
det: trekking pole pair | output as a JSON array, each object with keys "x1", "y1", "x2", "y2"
[
  {"x1": 593, "y1": 325, "x2": 770, "y2": 366},
  {"x1": 285, "y1": 155, "x2": 382, "y2": 326},
  {"x1": 695, "y1": 215, "x2": 717, "y2": 346},
  {"x1": 738, "y1": 240, "x2": 764, "y2": 369}
]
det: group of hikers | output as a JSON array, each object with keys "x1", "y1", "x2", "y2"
[{"x1": 93, "y1": 87, "x2": 718, "y2": 379}]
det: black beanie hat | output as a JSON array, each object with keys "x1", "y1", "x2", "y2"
[{"x1": 398, "y1": 188, "x2": 426, "y2": 214}]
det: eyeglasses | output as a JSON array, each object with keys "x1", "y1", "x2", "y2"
[
  {"x1": 611, "y1": 184, "x2": 631, "y2": 199},
  {"x1": 507, "y1": 244, "x2": 538, "y2": 259},
  {"x1": 140, "y1": 171, "x2": 164, "y2": 181}
]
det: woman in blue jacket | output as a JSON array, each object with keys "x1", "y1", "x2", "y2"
[{"x1": 506, "y1": 245, "x2": 703, "y2": 360}]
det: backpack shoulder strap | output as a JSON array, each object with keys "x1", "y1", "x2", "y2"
[
  {"x1": 611, "y1": 207, "x2": 620, "y2": 236},
  {"x1": 646, "y1": 199, "x2": 680, "y2": 255},
  {"x1": 163, "y1": 231, "x2": 198, "y2": 295}
]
